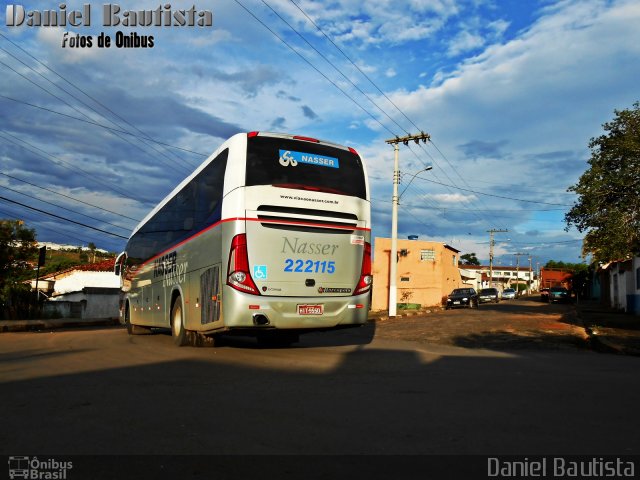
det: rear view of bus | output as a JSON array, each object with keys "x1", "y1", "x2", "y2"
[{"x1": 225, "y1": 132, "x2": 371, "y2": 333}]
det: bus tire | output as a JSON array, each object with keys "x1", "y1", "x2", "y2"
[
  {"x1": 171, "y1": 296, "x2": 189, "y2": 347},
  {"x1": 125, "y1": 303, "x2": 151, "y2": 335},
  {"x1": 192, "y1": 332, "x2": 218, "y2": 348}
]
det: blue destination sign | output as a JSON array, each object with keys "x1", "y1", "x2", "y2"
[{"x1": 279, "y1": 150, "x2": 339, "y2": 169}]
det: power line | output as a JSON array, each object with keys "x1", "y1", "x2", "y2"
[
  {"x1": 269, "y1": 0, "x2": 493, "y2": 226},
  {"x1": 0, "y1": 130, "x2": 147, "y2": 204},
  {"x1": 0, "y1": 59, "x2": 192, "y2": 177},
  {"x1": 232, "y1": 0, "x2": 396, "y2": 137},
  {"x1": 283, "y1": 0, "x2": 501, "y2": 229},
  {"x1": 287, "y1": 0, "x2": 418, "y2": 132},
  {"x1": 260, "y1": 0, "x2": 409, "y2": 135},
  {"x1": 0, "y1": 184, "x2": 131, "y2": 233},
  {"x1": 0, "y1": 95, "x2": 208, "y2": 157},
  {"x1": 412, "y1": 174, "x2": 574, "y2": 206},
  {"x1": 0, "y1": 206, "x2": 96, "y2": 246},
  {"x1": 0, "y1": 172, "x2": 141, "y2": 223},
  {"x1": 0, "y1": 196, "x2": 129, "y2": 239},
  {"x1": 0, "y1": 32, "x2": 198, "y2": 171}
]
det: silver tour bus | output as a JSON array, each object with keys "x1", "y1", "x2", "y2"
[{"x1": 115, "y1": 132, "x2": 372, "y2": 346}]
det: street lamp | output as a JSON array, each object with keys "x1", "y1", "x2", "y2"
[{"x1": 399, "y1": 166, "x2": 433, "y2": 199}]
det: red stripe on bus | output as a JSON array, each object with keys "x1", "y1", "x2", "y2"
[{"x1": 138, "y1": 217, "x2": 370, "y2": 268}]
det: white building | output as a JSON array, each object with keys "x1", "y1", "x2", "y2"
[
  {"x1": 604, "y1": 256, "x2": 640, "y2": 314},
  {"x1": 458, "y1": 265, "x2": 538, "y2": 292},
  {"x1": 32, "y1": 260, "x2": 120, "y2": 320}
]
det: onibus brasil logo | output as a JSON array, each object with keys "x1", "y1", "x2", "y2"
[{"x1": 8, "y1": 456, "x2": 73, "y2": 479}]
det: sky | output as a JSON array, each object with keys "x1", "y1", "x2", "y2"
[{"x1": 1, "y1": 0, "x2": 639, "y2": 268}]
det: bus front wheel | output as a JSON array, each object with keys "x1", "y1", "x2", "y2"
[{"x1": 171, "y1": 296, "x2": 189, "y2": 347}]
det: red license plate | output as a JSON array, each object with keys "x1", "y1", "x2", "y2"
[{"x1": 298, "y1": 304, "x2": 323, "y2": 315}]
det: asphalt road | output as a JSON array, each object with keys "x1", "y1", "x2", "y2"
[{"x1": 1, "y1": 304, "x2": 639, "y2": 458}]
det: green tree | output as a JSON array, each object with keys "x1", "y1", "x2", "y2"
[
  {"x1": 565, "y1": 102, "x2": 640, "y2": 262},
  {"x1": 0, "y1": 219, "x2": 38, "y2": 319},
  {"x1": 460, "y1": 252, "x2": 480, "y2": 266}
]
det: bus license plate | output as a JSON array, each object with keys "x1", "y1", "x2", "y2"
[{"x1": 298, "y1": 304, "x2": 323, "y2": 315}]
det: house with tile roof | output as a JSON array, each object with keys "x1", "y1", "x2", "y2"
[{"x1": 32, "y1": 259, "x2": 120, "y2": 320}]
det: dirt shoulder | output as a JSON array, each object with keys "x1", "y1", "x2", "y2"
[{"x1": 371, "y1": 297, "x2": 590, "y2": 352}]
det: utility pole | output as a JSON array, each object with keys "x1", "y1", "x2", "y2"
[
  {"x1": 514, "y1": 252, "x2": 526, "y2": 296},
  {"x1": 528, "y1": 256, "x2": 533, "y2": 295},
  {"x1": 487, "y1": 229, "x2": 508, "y2": 288},
  {"x1": 385, "y1": 132, "x2": 430, "y2": 317}
]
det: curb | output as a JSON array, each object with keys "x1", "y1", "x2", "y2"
[
  {"x1": 577, "y1": 303, "x2": 640, "y2": 356},
  {"x1": 585, "y1": 329, "x2": 640, "y2": 356},
  {"x1": 369, "y1": 308, "x2": 440, "y2": 323},
  {"x1": 0, "y1": 318, "x2": 120, "y2": 333}
]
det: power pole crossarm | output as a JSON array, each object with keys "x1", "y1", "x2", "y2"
[{"x1": 385, "y1": 132, "x2": 431, "y2": 146}]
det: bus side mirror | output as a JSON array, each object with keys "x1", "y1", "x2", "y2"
[{"x1": 114, "y1": 251, "x2": 125, "y2": 276}]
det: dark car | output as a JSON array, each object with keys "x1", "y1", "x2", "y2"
[
  {"x1": 478, "y1": 288, "x2": 500, "y2": 304},
  {"x1": 548, "y1": 286, "x2": 570, "y2": 303},
  {"x1": 446, "y1": 288, "x2": 479, "y2": 309},
  {"x1": 540, "y1": 288, "x2": 550, "y2": 302}
]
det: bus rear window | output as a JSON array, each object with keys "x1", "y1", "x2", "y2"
[{"x1": 246, "y1": 136, "x2": 367, "y2": 199}]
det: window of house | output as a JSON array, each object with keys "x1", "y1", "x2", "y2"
[
  {"x1": 452, "y1": 255, "x2": 457, "y2": 266},
  {"x1": 420, "y1": 249, "x2": 435, "y2": 262}
]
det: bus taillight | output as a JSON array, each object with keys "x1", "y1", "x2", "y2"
[
  {"x1": 354, "y1": 242, "x2": 372, "y2": 295},
  {"x1": 227, "y1": 234, "x2": 260, "y2": 295}
]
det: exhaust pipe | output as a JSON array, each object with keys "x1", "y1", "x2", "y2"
[{"x1": 253, "y1": 314, "x2": 270, "y2": 326}]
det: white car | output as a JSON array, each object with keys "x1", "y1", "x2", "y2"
[{"x1": 502, "y1": 288, "x2": 516, "y2": 300}]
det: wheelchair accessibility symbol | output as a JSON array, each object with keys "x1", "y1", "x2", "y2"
[{"x1": 253, "y1": 265, "x2": 267, "y2": 280}]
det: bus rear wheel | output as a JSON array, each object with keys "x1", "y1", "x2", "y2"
[
  {"x1": 171, "y1": 296, "x2": 189, "y2": 347},
  {"x1": 125, "y1": 304, "x2": 151, "y2": 335}
]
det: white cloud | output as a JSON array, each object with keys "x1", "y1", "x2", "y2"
[
  {"x1": 428, "y1": 193, "x2": 477, "y2": 204},
  {"x1": 186, "y1": 29, "x2": 234, "y2": 47},
  {"x1": 447, "y1": 30, "x2": 485, "y2": 57},
  {"x1": 36, "y1": 28, "x2": 100, "y2": 64}
]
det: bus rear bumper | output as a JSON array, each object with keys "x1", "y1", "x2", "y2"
[{"x1": 221, "y1": 290, "x2": 370, "y2": 330}]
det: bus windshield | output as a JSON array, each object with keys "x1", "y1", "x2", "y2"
[{"x1": 245, "y1": 136, "x2": 367, "y2": 199}]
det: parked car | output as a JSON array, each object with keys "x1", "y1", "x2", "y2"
[
  {"x1": 548, "y1": 286, "x2": 570, "y2": 303},
  {"x1": 445, "y1": 288, "x2": 479, "y2": 309},
  {"x1": 540, "y1": 288, "x2": 550, "y2": 302},
  {"x1": 501, "y1": 288, "x2": 516, "y2": 300},
  {"x1": 478, "y1": 288, "x2": 500, "y2": 304}
]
